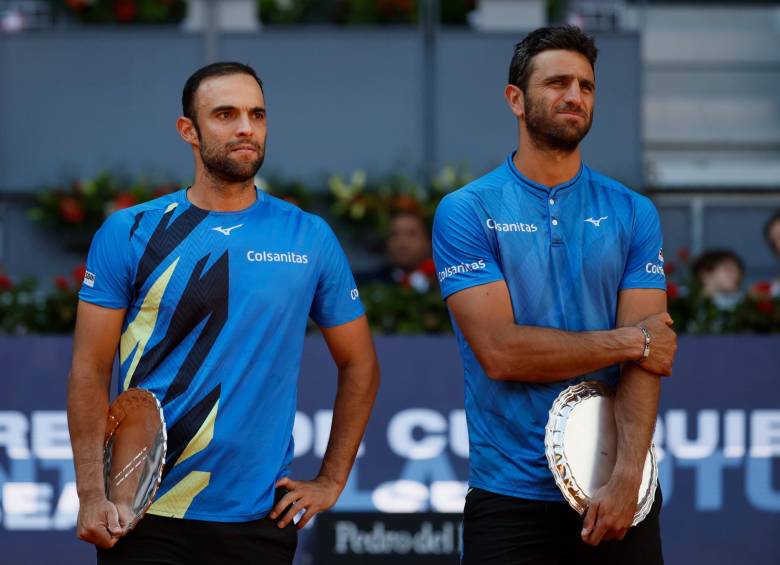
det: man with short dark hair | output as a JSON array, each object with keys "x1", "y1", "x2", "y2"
[
  {"x1": 432, "y1": 26, "x2": 676, "y2": 564},
  {"x1": 68, "y1": 61, "x2": 380, "y2": 564}
]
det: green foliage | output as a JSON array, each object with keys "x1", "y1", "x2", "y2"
[
  {"x1": 50, "y1": 0, "x2": 187, "y2": 24},
  {"x1": 0, "y1": 268, "x2": 82, "y2": 335},
  {"x1": 360, "y1": 282, "x2": 450, "y2": 334},
  {"x1": 259, "y1": 0, "x2": 418, "y2": 25},
  {"x1": 14, "y1": 170, "x2": 780, "y2": 335},
  {"x1": 28, "y1": 173, "x2": 178, "y2": 252}
]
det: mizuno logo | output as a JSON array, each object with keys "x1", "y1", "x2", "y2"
[
  {"x1": 212, "y1": 224, "x2": 244, "y2": 236},
  {"x1": 584, "y1": 216, "x2": 608, "y2": 227}
]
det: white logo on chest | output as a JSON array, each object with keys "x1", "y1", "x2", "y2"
[
  {"x1": 212, "y1": 224, "x2": 244, "y2": 236},
  {"x1": 584, "y1": 216, "x2": 608, "y2": 227}
]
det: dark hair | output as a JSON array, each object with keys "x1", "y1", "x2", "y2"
[
  {"x1": 763, "y1": 209, "x2": 780, "y2": 253},
  {"x1": 182, "y1": 62, "x2": 264, "y2": 129},
  {"x1": 693, "y1": 249, "x2": 744, "y2": 279},
  {"x1": 508, "y1": 25, "x2": 598, "y2": 92}
]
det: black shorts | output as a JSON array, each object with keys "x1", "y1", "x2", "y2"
[
  {"x1": 96, "y1": 490, "x2": 297, "y2": 565},
  {"x1": 461, "y1": 486, "x2": 664, "y2": 565}
]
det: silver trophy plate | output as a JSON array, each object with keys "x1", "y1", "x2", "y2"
[
  {"x1": 103, "y1": 388, "x2": 167, "y2": 532},
  {"x1": 544, "y1": 381, "x2": 657, "y2": 526}
]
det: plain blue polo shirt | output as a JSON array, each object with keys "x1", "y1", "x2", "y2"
[{"x1": 432, "y1": 153, "x2": 666, "y2": 501}]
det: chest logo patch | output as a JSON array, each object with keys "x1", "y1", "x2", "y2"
[
  {"x1": 584, "y1": 216, "x2": 608, "y2": 227},
  {"x1": 212, "y1": 224, "x2": 244, "y2": 236}
]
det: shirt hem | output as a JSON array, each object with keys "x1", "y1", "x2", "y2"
[
  {"x1": 314, "y1": 308, "x2": 365, "y2": 329},
  {"x1": 146, "y1": 508, "x2": 270, "y2": 522},
  {"x1": 77, "y1": 294, "x2": 128, "y2": 309},
  {"x1": 441, "y1": 276, "x2": 506, "y2": 301},
  {"x1": 618, "y1": 282, "x2": 667, "y2": 291},
  {"x1": 468, "y1": 479, "x2": 564, "y2": 502}
]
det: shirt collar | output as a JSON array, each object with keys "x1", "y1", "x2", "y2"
[{"x1": 504, "y1": 151, "x2": 585, "y2": 198}]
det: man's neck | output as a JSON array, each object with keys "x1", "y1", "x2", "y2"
[
  {"x1": 512, "y1": 139, "x2": 582, "y2": 188},
  {"x1": 187, "y1": 172, "x2": 257, "y2": 212}
]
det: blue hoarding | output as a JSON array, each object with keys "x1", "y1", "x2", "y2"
[{"x1": 0, "y1": 336, "x2": 778, "y2": 564}]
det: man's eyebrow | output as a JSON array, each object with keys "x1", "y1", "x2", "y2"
[
  {"x1": 209, "y1": 105, "x2": 266, "y2": 114},
  {"x1": 210, "y1": 105, "x2": 237, "y2": 114},
  {"x1": 542, "y1": 74, "x2": 595, "y2": 89}
]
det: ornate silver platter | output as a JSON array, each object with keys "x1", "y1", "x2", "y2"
[
  {"x1": 103, "y1": 388, "x2": 167, "y2": 532},
  {"x1": 544, "y1": 380, "x2": 657, "y2": 526}
]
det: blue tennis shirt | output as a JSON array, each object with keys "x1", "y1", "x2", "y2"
[
  {"x1": 432, "y1": 153, "x2": 666, "y2": 501},
  {"x1": 79, "y1": 188, "x2": 364, "y2": 521}
]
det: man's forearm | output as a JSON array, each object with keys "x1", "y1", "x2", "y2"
[
  {"x1": 612, "y1": 365, "x2": 660, "y2": 488},
  {"x1": 317, "y1": 361, "x2": 379, "y2": 488},
  {"x1": 483, "y1": 324, "x2": 644, "y2": 383},
  {"x1": 67, "y1": 368, "x2": 111, "y2": 500}
]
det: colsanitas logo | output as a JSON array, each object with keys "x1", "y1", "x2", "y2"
[
  {"x1": 486, "y1": 218, "x2": 538, "y2": 233},
  {"x1": 646, "y1": 262, "x2": 665, "y2": 276},
  {"x1": 438, "y1": 260, "x2": 486, "y2": 282},
  {"x1": 246, "y1": 250, "x2": 309, "y2": 264}
]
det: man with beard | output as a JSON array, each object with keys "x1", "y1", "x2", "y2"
[
  {"x1": 68, "y1": 62, "x2": 379, "y2": 564},
  {"x1": 432, "y1": 27, "x2": 676, "y2": 564}
]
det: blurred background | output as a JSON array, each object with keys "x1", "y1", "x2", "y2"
[{"x1": 0, "y1": 1, "x2": 779, "y2": 564}]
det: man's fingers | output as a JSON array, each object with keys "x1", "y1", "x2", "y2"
[
  {"x1": 276, "y1": 498, "x2": 303, "y2": 529},
  {"x1": 581, "y1": 502, "x2": 598, "y2": 539},
  {"x1": 296, "y1": 507, "x2": 315, "y2": 530},
  {"x1": 80, "y1": 525, "x2": 117, "y2": 548},
  {"x1": 106, "y1": 504, "x2": 123, "y2": 537},
  {"x1": 269, "y1": 490, "x2": 298, "y2": 520},
  {"x1": 275, "y1": 477, "x2": 292, "y2": 489},
  {"x1": 586, "y1": 519, "x2": 608, "y2": 546}
]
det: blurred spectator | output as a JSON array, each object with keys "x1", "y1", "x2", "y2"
[
  {"x1": 692, "y1": 249, "x2": 744, "y2": 310},
  {"x1": 359, "y1": 210, "x2": 436, "y2": 292},
  {"x1": 766, "y1": 210, "x2": 780, "y2": 257},
  {"x1": 752, "y1": 210, "x2": 780, "y2": 299}
]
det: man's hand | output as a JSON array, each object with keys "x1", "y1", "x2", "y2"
[
  {"x1": 270, "y1": 476, "x2": 342, "y2": 529},
  {"x1": 580, "y1": 473, "x2": 640, "y2": 546},
  {"x1": 635, "y1": 312, "x2": 677, "y2": 376},
  {"x1": 76, "y1": 493, "x2": 125, "y2": 549}
]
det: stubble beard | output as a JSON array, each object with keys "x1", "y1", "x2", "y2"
[
  {"x1": 524, "y1": 93, "x2": 592, "y2": 153},
  {"x1": 199, "y1": 136, "x2": 266, "y2": 183}
]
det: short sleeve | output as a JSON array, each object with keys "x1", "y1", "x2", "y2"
[
  {"x1": 309, "y1": 220, "x2": 365, "y2": 328},
  {"x1": 619, "y1": 196, "x2": 667, "y2": 291},
  {"x1": 432, "y1": 192, "x2": 505, "y2": 301},
  {"x1": 78, "y1": 212, "x2": 133, "y2": 309}
]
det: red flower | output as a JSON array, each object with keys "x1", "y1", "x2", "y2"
[
  {"x1": 752, "y1": 281, "x2": 773, "y2": 295},
  {"x1": 667, "y1": 282, "x2": 679, "y2": 300},
  {"x1": 113, "y1": 0, "x2": 137, "y2": 22},
  {"x1": 677, "y1": 248, "x2": 690, "y2": 262},
  {"x1": 58, "y1": 197, "x2": 86, "y2": 224},
  {"x1": 419, "y1": 258, "x2": 436, "y2": 276},
  {"x1": 54, "y1": 276, "x2": 70, "y2": 291},
  {"x1": 72, "y1": 263, "x2": 87, "y2": 286},
  {"x1": 0, "y1": 274, "x2": 12, "y2": 291},
  {"x1": 392, "y1": 194, "x2": 422, "y2": 215},
  {"x1": 65, "y1": 0, "x2": 89, "y2": 10},
  {"x1": 112, "y1": 192, "x2": 138, "y2": 210},
  {"x1": 757, "y1": 300, "x2": 774, "y2": 314}
]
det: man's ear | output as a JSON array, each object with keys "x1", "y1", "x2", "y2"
[
  {"x1": 177, "y1": 116, "x2": 199, "y2": 146},
  {"x1": 504, "y1": 84, "x2": 525, "y2": 120}
]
